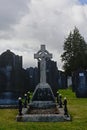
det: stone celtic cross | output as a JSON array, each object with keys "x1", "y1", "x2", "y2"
[{"x1": 34, "y1": 45, "x2": 52, "y2": 83}]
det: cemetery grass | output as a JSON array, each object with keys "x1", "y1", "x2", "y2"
[{"x1": 0, "y1": 89, "x2": 87, "y2": 130}]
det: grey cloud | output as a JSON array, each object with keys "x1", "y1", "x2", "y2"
[
  {"x1": 0, "y1": 0, "x2": 30, "y2": 36},
  {"x1": 13, "y1": 0, "x2": 77, "y2": 51}
]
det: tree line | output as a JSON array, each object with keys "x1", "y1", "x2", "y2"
[{"x1": 61, "y1": 27, "x2": 87, "y2": 75}]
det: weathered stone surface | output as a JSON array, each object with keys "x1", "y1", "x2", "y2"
[
  {"x1": 32, "y1": 83, "x2": 55, "y2": 101},
  {"x1": 28, "y1": 107, "x2": 59, "y2": 114},
  {"x1": 16, "y1": 108, "x2": 71, "y2": 122},
  {"x1": 30, "y1": 83, "x2": 56, "y2": 108}
]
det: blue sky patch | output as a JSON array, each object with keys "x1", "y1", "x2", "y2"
[{"x1": 79, "y1": 0, "x2": 87, "y2": 5}]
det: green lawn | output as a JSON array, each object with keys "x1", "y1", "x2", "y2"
[{"x1": 0, "y1": 89, "x2": 87, "y2": 130}]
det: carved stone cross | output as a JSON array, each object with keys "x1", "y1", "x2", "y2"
[{"x1": 34, "y1": 45, "x2": 52, "y2": 83}]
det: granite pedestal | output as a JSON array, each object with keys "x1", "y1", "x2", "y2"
[{"x1": 16, "y1": 107, "x2": 71, "y2": 122}]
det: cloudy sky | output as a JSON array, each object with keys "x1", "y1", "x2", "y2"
[{"x1": 0, "y1": 0, "x2": 87, "y2": 70}]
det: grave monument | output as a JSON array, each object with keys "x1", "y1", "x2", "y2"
[
  {"x1": 30, "y1": 45, "x2": 56, "y2": 108},
  {"x1": 17, "y1": 45, "x2": 71, "y2": 122}
]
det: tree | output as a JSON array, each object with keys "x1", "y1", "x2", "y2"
[{"x1": 61, "y1": 27, "x2": 87, "y2": 75}]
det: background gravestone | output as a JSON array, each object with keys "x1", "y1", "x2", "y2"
[
  {"x1": 0, "y1": 50, "x2": 27, "y2": 105},
  {"x1": 72, "y1": 69, "x2": 87, "y2": 97},
  {"x1": 58, "y1": 70, "x2": 67, "y2": 89}
]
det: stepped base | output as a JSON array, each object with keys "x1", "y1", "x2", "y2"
[
  {"x1": 17, "y1": 114, "x2": 71, "y2": 122},
  {"x1": 16, "y1": 108, "x2": 71, "y2": 122}
]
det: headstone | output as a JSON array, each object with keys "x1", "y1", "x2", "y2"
[
  {"x1": 0, "y1": 50, "x2": 26, "y2": 106},
  {"x1": 58, "y1": 70, "x2": 67, "y2": 89},
  {"x1": 30, "y1": 45, "x2": 56, "y2": 108},
  {"x1": 72, "y1": 69, "x2": 87, "y2": 97},
  {"x1": 72, "y1": 72, "x2": 78, "y2": 92}
]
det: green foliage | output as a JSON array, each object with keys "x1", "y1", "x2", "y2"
[
  {"x1": 61, "y1": 27, "x2": 87, "y2": 75},
  {"x1": 0, "y1": 89, "x2": 87, "y2": 130}
]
